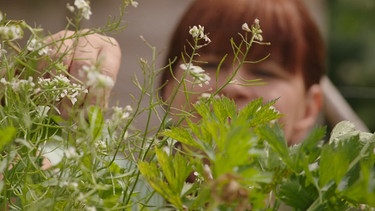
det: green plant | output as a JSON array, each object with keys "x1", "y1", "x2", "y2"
[{"x1": 1, "y1": 1, "x2": 375, "y2": 210}]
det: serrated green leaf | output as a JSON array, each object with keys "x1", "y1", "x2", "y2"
[
  {"x1": 256, "y1": 124, "x2": 291, "y2": 166},
  {"x1": 278, "y1": 177, "x2": 318, "y2": 210},
  {"x1": 239, "y1": 98, "x2": 281, "y2": 127},
  {"x1": 319, "y1": 135, "x2": 361, "y2": 188},
  {"x1": 138, "y1": 161, "x2": 184, "y2": 209},
  {"x1": 211, "y1": 97, "x2": 237, "y2": 123},
  {"x1": 289, "y1": 126, "x2": 326, "y2": 173},
  {"x1": 154, "y1": 147, "x2": 192, "y2": 195},
  {"x1": 341, "y1": 158, "x2": 375, "y2": 206},
  {"x1": 161, "y1": 127, "x2": 200, "y2": 149}
]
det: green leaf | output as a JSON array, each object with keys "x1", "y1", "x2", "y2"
[
  {"x1": 289, "y1": 126, "x2": 326, "y2": 173},
  {"x1": 239, "y1": 98, "x2": 281, "y2": 128},
  {"x1": 87, "y1": 106, "x2": 104, "y2": 139},
  {"x1": 138, "y1": 161, "x2": 183, "y2": 209},
  {"x1": 0, "y1": 126, "x2": 16, "y2": 151},
  {"x1": 154, "y1": 147, "x2": 191, "y2": 194},
  {"x1": 256, "y1": 124, "x2": 291, "y2": 166},
  {"x1": 341, "y1": 159, "x2": 375, "y2": 206},
  {"x1": 278, "y1": 177, "x2": 318, "y2": 210},
  {"x1": 161, "y1": 127, "x2": 200, "y2": 149},
  {"x1": 139, "y1": 147, "x2": 193, "y2": 210},
  {"x1": 319, "y1": 131, "x2": 361, "y2": 188}
]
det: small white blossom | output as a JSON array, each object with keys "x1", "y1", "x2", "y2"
[
  {"x1": 36, "y1": 105, "x2": 51, "y2": 118},
  {"x1": 241, "y1": 23, "x2": 251, "y2": 32},
  {"x1": 180, "y1": 63, "x2": 211, "y2": 87},
  {"x1": 189, "y1": 25, "x2": 203, "y2": 39},
  {"x1": 242, "y1": 18, "x2": 263, "y2": 42},
  {"x1": 81, "y1": 65, "x2": 115, "y2": 89},
  {"x1": 0, "y1": 25, "x2": 23, "y2": 40},
  {"x1": 200, "y1": 93, "x2": 212, "y2": 99},
  {"x1": 189, "y1": 25, "x2": 211, "y2": 44},
  {"x1": 0, "y1": 77, "x2": 7, "y2": 84},
  {"x1": 66, "y1": 3, "x2": 75, "y2": 12},
  {"x1": 6, "y1": 77, "x2": 35, "y2": 92},
  {"x1": 27, "y1": 38, "x2": 49, "y2": 56},
  {"x1": 74, "y1": 0, "x2": 92, "y2": 20},
  {"x1": 131, "y1": 0, "x2": 139, "y2": 7},
  {"x1": 37, "y1": 74, "x2": 87, "y2": 105},
  {"x1": 111, "y1": 105, "x2": 133, "y2": 122}
]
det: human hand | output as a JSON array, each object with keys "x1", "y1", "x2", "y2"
[{"x1": 44, "y1": 30, "x2": 122, "y2": 114}]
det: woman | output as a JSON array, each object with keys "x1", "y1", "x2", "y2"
[
  {"x1": 160, "y1": 0, "x2": 325, "y2": 145},
  {"x1": 49, "y1": 0, "x2": 325, "y2": 145}
]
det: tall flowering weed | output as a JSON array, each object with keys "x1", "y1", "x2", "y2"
[{"x1": 1, "y1": 2, "x2": 375, "y2": 211}]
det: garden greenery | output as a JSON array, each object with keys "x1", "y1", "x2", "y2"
[{"x1": 1, "y1": 1, "x2": 375, "y2": 210}]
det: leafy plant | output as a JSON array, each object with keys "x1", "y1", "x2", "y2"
[{"x1": 1, "y1": 1, "x2": 375, "y2": 210}]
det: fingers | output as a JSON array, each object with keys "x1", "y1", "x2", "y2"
[
  {"x1": 45, "y1": 30, "x2": 121, "y2": 81},
  {"x1": 43, "y1": 30, "x2": 122, "y2": 113}
]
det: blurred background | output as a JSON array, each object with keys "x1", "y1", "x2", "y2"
[{"x1": 1, "y1": 0, "x2": 374, "y2": 132}]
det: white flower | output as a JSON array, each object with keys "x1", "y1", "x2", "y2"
[
  {"x1": 0, "y1": 25, "x2": 23, "y2": 40},
  {"x1": 111, "y1": 105, "x2": 133, "y2": 121},
  {"x1": 74, "y1": 0, "x2": 92, "y2": 20},
  {"x1": 254, "y1": 18, "x2": 260, "y2": 25},
  {"x1": 81, "y1": 65, "x2": 115, "y2": 89},
  {"x1": 36, "y1": 105, "x2": 51, "y2": 118},
  {"x1": 242, "y1": 23, "x2": 251, "y2": 32},
  {"x1": 27, "y1": 38, "x2": 49, "y2": 55},
  {"x1": 189, "y1": 25, "x2": 211, "y2": 44},
  {"x1": 66, "y1": 3, "x2": 75, "y2": 12},
  {"x1": 0, "y1": 77, "x2": 7, "y2": 84},
  {"x1": 131, "y1": 0, "x2": 139, "y2": 7},
  {"x1": 180, "y1": 63, "x2": 211, "y2": 87},
  {"x1": 37, "y1": 74, "x2": 87, "y2": 105},
  {"x1": 189, "y1": 25, "x2": 201, "y2": 39},
  {"x1": 200, "y1": 93, "x2": 212, "y2": 99},
  {"x1": 7, "y1": 77, "x2": 35, "y2": 92},
  {"x1": 242, "y1": 19, "x2": 263, "y2": 42}
]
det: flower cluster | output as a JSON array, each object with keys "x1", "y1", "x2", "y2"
[
  {"x1": 130, "y1": 0, "x2": 139, "y2": 8},
  {"x1": 110, "y1": 105, "x2": 133, "y2": 122},
  {"x1": 27, "y1": 38, "x2": 50, "y2": 56},
  {"x1": 0, "y1": 24, "x2": 23, "y2": 41},
  {"x1": 79, "y1": 65, "x2": 115, "y2": 90},
  {"x1": 242, "y1": 18, "x2": 263, "y2": 42},
  {"x1": 0, "y1": 76, "x2": 35, "y2": 92},
  {"x1": 180, "y1": 63, "x2": 211, "y2": 87},
  {"x1": 67, "y1": 0, "x2": 92, "y2": 20},
  {"x1": 189, "y1": 25, "x2": 211, "y2": 48},
  {"x1": 37, "y1": 74, "x2": 88, "y2": 105}
]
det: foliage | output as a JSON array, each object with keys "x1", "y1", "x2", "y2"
[{"x1": 1, "y1": 1, "x2": 375, "y2": 210}]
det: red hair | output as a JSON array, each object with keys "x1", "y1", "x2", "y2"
[{"x1": 162, "y1": 0, "x2": 325, "y2": 93}]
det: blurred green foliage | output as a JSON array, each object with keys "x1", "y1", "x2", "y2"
[{"x1": 327, "y1": 0, "x2": 375, "y2": 132}]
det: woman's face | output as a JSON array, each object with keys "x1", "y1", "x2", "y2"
[{"x1": 163, "y1": 54, "x2": 322, "y2": 145}]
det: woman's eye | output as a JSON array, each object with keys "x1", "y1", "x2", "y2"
[
  {"x1": 200, "y1": 63, "x2": 219, "y2": 72},
  {"x1": 251, "y1": 68, "x2": 277, "y2": 79}
]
